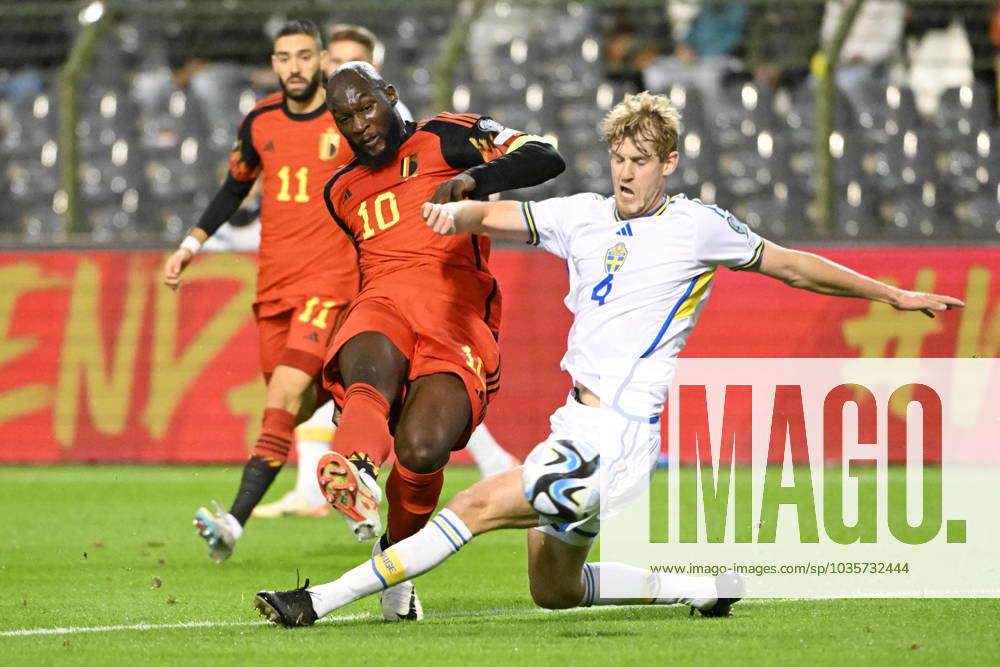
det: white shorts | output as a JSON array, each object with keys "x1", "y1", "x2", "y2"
[{"x1": 534, "y1": 391, "x2": 660, "y2": 547}]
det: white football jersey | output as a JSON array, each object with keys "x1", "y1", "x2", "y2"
[{"x1": 521, "y1": 193, "x2": 764, "y2": 419}]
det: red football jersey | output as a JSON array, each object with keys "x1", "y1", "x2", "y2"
[
  {"x1": 323, "y1": 113, "x2": 528, "y2": 328},
  {"x1": 230, "y1": 92, "x2": 359, "y2": 304}
]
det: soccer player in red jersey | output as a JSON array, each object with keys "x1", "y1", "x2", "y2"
[
  {"x1": 314, "y1": 62, "x2": 564, "y2": 618},
  {"x1": 162, "y1": 20, "x2": 359, "y2": 562},
  {"x1": 248, "y1": 24, "x2": 517, "y2": 522}
]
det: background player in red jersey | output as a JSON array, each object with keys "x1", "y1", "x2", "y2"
[
  {"x1": 315, "y1": 62, "x2": 564, "y2": 619},
  {"x1": 162, "y1": 20, "x2": 359, "y2": 563}
]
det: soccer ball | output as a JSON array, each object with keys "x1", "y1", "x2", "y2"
[{"x1": 521, "y1": 439, "x2": 599, "y2": 523}]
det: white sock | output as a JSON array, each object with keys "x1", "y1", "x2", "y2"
[
  {"x1": 309, "y1": 509, "x2": 473, "y2": 617},
  {"x1": 580, "y1": 563, "x2": 717, "y2": 609},
  {"x1": 223, "y1": 513, "x2": 244, "y2": 540},
  {"x1": 466, "y1": 424, "x2": 516, "y2": 478},
  {"x1": 293, "y1": 401, "x2": 335, "y2": 506}
]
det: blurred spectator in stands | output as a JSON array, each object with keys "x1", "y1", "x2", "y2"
[
  {"x1": 821, "y1": 1, "x2": 904, "y2": 90},
  {"x1": 0, "y1": 0, "x2": 67, "y2": 99},
  {"x1": 743, "y1": 3, "x2": 823, "y2": 90},
  {"x1": 132, "y1": 10, "x2": 275, "y2": 111},
  {"x1": 604, "y1": 8, "x2": 663, "y2": 90},
  {"x1": 644, "y1": 2, "x2": 747, "y2": 98},
  {"x1": 904, "y1": 2, "x2": 977, "y2": 115}
]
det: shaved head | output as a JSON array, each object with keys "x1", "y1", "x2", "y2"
[{"x1": 328, "y1": 61, "x2": 385, "y2": 92}]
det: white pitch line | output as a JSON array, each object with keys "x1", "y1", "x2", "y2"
[
  {"x1": 5, "y1": 595, "x2": 999, "y2": 638},
  {"x1": 0, "y1": 614, "x2": 371, "y2": 638}
]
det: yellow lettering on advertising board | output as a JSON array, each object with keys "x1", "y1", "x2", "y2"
[
  {"x1": 0, "y1": 262, "x2": 67, "y2": 425},
  {"x1": 955, "y1": 266, "x2": 1000, "y2": 359},
  {"x1": 54, "y1": 258, "x2": 145, "y2": 446},
  {"x1": 143, "y1": 254, "x2": 259, "y2": 438}
]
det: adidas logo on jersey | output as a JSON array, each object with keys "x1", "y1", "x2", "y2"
[
  {"x1": 305, "y1": 332, "x2": 320, "y2": 342},
  {"x1": 615, "y1": 223, "x2": 634, "y2": 237},
  {"x1": 263, "y1": 141, "x2": 275, "y2": 152}
]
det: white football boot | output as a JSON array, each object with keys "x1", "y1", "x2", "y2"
[
  {"x1": 372, "y1": 539, "x2": 424, "y2": 621},
  {"x1": 693, "y1": 571, "x2": 746, "y2": 617},
  {"x1": 316, "y1": 452, "x2": 383, "y2": 541},
  {"x1": 193, "y1": 500, "x2": 242, "y2": 563}
]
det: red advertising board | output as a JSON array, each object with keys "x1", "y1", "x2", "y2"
[{"x1": 0, "y1": 248, "x2": 996, "y2": 463}]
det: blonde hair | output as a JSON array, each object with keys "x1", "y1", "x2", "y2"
[
  {"x1": 328, "y1": 24, "x2": 384, "y2": 68},
  {"x1": 601, "y1": 91, "x2": 681, "y2": 159}
]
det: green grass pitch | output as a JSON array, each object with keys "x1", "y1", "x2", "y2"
[{"x1": 1, "y1": 465, "x2": 997, "y2": 665}]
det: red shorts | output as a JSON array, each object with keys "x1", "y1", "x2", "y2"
[
  {"x1": 254, "y1": 295, "x2": 349, "y2": 381},
  {"x1": 323, "y1": 284, "x2": 500, "y2": 447}
]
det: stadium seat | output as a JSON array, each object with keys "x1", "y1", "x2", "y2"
[
  {"x1": 732, "y1": 188, "x2": 815, "y2": 241},
  {"x1": 669, "y1": 85, "x2": 709, "y2": 136},
  {"x1": 134, "y1": 83, "x2": 209, "y2": 153},
  {"x1": 5, "y1": 139, "x2": 60, "y2": 207},
  {"x1": 711, "y1": 81, "x2": 777, "y2": 148},
  {"x1": 834, "y1": 178, "x2": 879, "y2": 239},
  {"x1": 861, "y1": 128, "x2": 938, "y2": 201},
  {"x1": 677, "y1": 129, "x2": 719, "y2": 197},
  {"x1": 935, "y1": 128, "x2": 998, "y2": 200},
  {"x1": 570, "y1": 146, "x2": 613, "y2": 195},
  {"x1": 879, "y1": 188, "x2": 949, "y2": 240},
  {"x1": 931, "y1": 82, "x2": 993, "y2": 142},
  {"x1": 187, "y1": 65, "x2": 253, "y2": 153},
  {"x1": 953, "y1": 187, "x2": 1000, "y2": 240},
  {"x1": 77, "y1": 87, "x2": 138, "y2": 156},
  {"x1": 1, "y1": 92, "x2": 59, "y2": 158},
  {"x1": 841, "y1": 80, "x2": 920, "y2": 146},
  {"x1": 16, "y1": 193, "x2": 67, "y2": 243}
]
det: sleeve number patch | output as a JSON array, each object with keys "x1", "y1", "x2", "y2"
[
  {"x1": 277, "y1": 165, "x2": 310, "y2": 203},
  {"x1": 359, "y1": 191, "x2": 401, "y2": 240}
]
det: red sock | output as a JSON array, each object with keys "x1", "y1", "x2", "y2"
[
  {"x1": 251, "y1": 408, "x2": 296, "y2": 463},
  {"x1": 385, "y1": 460, "x2": 445, "y2": 543},
  {"x1": 333, "y1": 383, "x2": 393, "y2": 468}
]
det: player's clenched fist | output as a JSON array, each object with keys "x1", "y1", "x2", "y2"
[{"x1": 422, "y1": 201, "x2": 464, "y2": 235}]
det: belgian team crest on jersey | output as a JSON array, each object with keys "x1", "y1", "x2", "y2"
[
  {"x1": 400, "y1": 153, "x2": 419, "y2": 179},
  {"x1": 604, "y1": 242, "x2": 628, "y2": 274},
  {"x1": 319, "y1": 127, "x2": 340, "y2": 160}
]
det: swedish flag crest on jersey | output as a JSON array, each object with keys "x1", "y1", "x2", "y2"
[{"x1": 604, "y1": 242, "x2": 628, "y2": 274}]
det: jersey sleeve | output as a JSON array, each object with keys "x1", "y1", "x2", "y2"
[
  {"x1": 431, "y1": 113, "x2": 525, "y2": 170},
  {"x1": 227, "y1": 114, "x2": 263, "y2": 182},
  {"x1": 521, "y1": 194, "x2": 593, "y2": 259},
  {"x1": 693, "y1": 207, "x2": 765, "y2": 271}
]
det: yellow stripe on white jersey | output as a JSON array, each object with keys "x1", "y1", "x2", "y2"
[{"x1": 675, "y1": 269, "x2": 716, "y2": 320}]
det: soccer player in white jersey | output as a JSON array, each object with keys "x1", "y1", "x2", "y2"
[{"x1": 253, "y1": 92, "x2": 963, "y2": 626}]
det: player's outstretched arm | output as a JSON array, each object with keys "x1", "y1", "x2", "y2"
[
  {"x1": 422, "y1": 200, "x2": 532, "y2": 243},
  {"x1": 755, "y1": 240, "x2": 964, "y2": 318}
]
